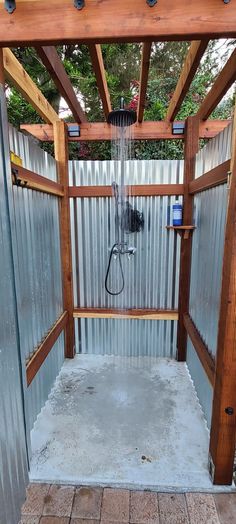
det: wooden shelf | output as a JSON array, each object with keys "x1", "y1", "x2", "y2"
[{"x1": 166, "y1": 225, "x2": 195, "y2": 239}]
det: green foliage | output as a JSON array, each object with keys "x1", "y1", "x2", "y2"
[{"x1": 6, "y1": 42, "x2": 235, "y2": 161}]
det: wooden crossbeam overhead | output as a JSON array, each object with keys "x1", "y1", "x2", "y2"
[
  {"x1": 36, "y1": 46, "x2": 87, "y2": 123},
  {"x1": 137, "y1": 42, "x2": 152, "y2": 123},
  {"x1": 20, "y1": 119, "x2": 230, "y2": 142},
  {"x1": 0, "y1": 1, "x2": 236, "y2": 46},
  {"x1": 166, "y1": 40, "x2": 208, "y2": 122},
  {"x1": 3, "y1": 49, "x2": 59, "y2": 124},
  {"x1": 88, "y1": 44, "x2": 111, "y2": 120},
  {"x1": 198, "y1": 48, "x2": 236, "y2": 121}
]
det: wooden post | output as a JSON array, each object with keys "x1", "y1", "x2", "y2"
[
  {"x1": 54, "y1": 120, "x2": 75, "y2": 358},
  {"x1": 0, "y1": 48, "x2": 4, "y2": 86},
  {"x1": 209, "y1": 102, "x2": 236, "y2": 485},
  {"x1": 177, "y1": 116, "x2": 199, "y2": 361}
]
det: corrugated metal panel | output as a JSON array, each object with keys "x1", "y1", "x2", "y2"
[
  {"x1": 0, "y1": 89, "x2": 28, "y2": 524},
  {"x1": 189, "y1": 184, "x2": 228, "y2": 356},
  {"x1": 186, "y1": 338, "x2": 213, "y2": 429},
  {"x1": 9, "y1": 127, "x2": 64, "y2": 437},
  {"x1": 195, "y1": 122, "x2": 232, "y2": 178},
  {"x1": 70, "y1": 160, "x2": 183, "y2": 357},
  {"x1": 9, "y1": 125, "x2": 57, "y2": 181}
]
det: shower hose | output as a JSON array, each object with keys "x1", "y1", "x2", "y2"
[{"x1": 105, "y1": 242, "x2": 125, "y2": 296}]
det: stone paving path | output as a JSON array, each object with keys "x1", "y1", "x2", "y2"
[{"x1": 20, "y1": 484, "x2": 236, "y2": 524}]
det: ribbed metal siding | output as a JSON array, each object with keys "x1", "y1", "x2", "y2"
[
  {"x1": 70, "y1": 160, "x2": 183, "y2": 357},
  {"x1": 195, "y1": 122, "x2": 232, "y2": 178},
  {"x1": 9, "y1": 128, "x2": 64, "y2": 436},
  {"x1": 0, "y1": 89, "x2": 28, "y2": 524},
  {"x1": 186, "y1": 338, "x2": 213, "y2": 429}
]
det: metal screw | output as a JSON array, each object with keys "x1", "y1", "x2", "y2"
[
  {"x1": 225, "y1": 407, "x2": 234, "y2": 415},
  {"x1": 146, "y1": 0, "x2": 157, "y2": 6}
]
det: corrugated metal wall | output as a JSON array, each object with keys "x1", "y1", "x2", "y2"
[
  {"x1": 70, "y1": 160, "x2": 183, "y2": 357},
  {"x1": 187, "y1": 123, "x2": 231, "y2": 427},
  {"x1": 0, "y1": 90, "x2": 28, "y2": 524},
  {"x1": 9, "y1": 127, "x2": 64, "y2": 439}
]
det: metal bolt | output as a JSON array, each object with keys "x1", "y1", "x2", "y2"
[{"x1": 225, "y1": 407, "x2": 234, "y2": 415}]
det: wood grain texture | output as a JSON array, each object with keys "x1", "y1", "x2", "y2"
[
  {"x1": 68, "y1": 184, "x2": 184, "y2": 198},
  {"x1": 73, "y1": 308, "x2": 178, "y2": 320},
  {"x1": 54, "y1": 121, "x2": 75, "y2": 358},
  {"x1": 36, "y1": 46, "x2": 87, "y2": 123},
  {"x1": 0, "y1": 48, "x2": 4, "y2": 85},
  {"x1": 209, "y1": 100, "x2": 236, "y2": 484},
  {"x1": 0, "y1": 0, "x2": 236, "y2": 46},
  {"x1": 11, "y1": 162, "x2": 64, "y2": 196},
  {"x1": 88, "y1": 44, "x2": 111, "y2": 120},
  {"x1": 198, "y1": 48, "x2": 236, "y2": 120},
  {"x1": 20, "y1": 120, "x2": 231, "y2": 142},
  {"x1": 166, "y1": 40, "x2": 208, "y2": 122},
  {"x1": 3, "y1": 48, "x2": 59, "y2": 124},
  {"x1": 26, "y1": 311, "x2": 68, "y2": 387},
  {"x1": 137, "y1": 42, "x2": 152, "y2": 123},
  {"x1": 189, "y1": 160, "x2": 230, "y2": 194},
  {"x1": 177, "y1": 116, "x2": 199, "y2": 361},
  {"x1": 183, "y1": 314, "x2": 215, "y2": 386}
]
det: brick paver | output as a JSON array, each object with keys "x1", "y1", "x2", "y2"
[{"x1": 20, "y1": 484, "x2": 236, "y2": 524}]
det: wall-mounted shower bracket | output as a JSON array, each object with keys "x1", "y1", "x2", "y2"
[{"x1": 4, "y1": 0, "x2": 16, "y2": 13}]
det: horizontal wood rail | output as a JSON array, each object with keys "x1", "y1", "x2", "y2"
[
  {"x1": 20, "y1": 120, "x2": 231, "y2": 142},
  {"x1": 69, "y1": 184, "x2": 184, "y2": 198},
  {"x1": 183, "y1": 313, "x2": 215, "y2": 386},
  {"x1": 26, "y1": 311, "x2": 68, "y2": 387},
  {"x1": 73, "y1": 308, "x2": 178, "y2": 320},
  {"x1": 189, "y1": 159, "x2": 230, "y2": 194},
  {"x1": 11, "y1": 163, "x2": 64, "y2": 197}
]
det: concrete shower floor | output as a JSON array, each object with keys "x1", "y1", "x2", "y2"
[{"x1": 30, "y1": 355, "x2": 221, "y2": 491}]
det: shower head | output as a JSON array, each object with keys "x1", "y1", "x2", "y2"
[{"x1": 107, "y1": 97, "x2": 137, "y2": 127}]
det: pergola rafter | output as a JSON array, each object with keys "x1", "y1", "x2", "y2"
[
  {"x1": 88, "y1": 44, "x2": 111, "y2": 120},
  {"x1": 166, "y1": 40, "x2": 209, "y2": 122},
  {"x1": 137, "y1": 42, "x2": 152, "y2": 123},
  {"x1": 36, "y1": 46, "x2": 87, "y2": 123}
]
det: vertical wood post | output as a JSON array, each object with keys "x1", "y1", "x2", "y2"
[
  {"x1": 209, "y1": 103, "x2": 236, "y2": 484},
  {"x1": 0, "y1": 48, "x2": 4, "y2": 86},
  {"x1": 54, "y1": 120, "x2": 75, "y2": 358},
  {"x1": 177, "y1": 116, "x2": 199, "y2": 361}
]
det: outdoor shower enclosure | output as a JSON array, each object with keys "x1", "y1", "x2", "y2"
[{"x1": 0, "y1": 5, "x2": 236, "y2": 521}]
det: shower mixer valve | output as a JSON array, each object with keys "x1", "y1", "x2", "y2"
[{"x1": 110, "y1": 243, "x2": 137, "y2": 256}]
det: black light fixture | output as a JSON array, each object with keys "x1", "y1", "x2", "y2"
[
  {"x1": 172, "y1": 122, "x2": 185, "y2": 136},
  {"x1": 68, "y1": 125, "x2": 81, "y2": 138}
]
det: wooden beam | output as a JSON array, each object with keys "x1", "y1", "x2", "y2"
[
  {"x1": 11, "y1": 162, "x2": 64, "y2": 197},
  {"x1": 177, "y1": 116, "x2": 199, "y2": 361},
  {"x1": 209, "y1": 100, "x2": 236, "y2": 485},
  {"x1": 54, "y1": 120, "x2": 75, "y2": 358},
  {"x1": 0, "y1": 48, "x2": 4, "y2": 86},
  {"x1": 0, "y1": 1, "x2": 236, "y2": 46},
  {"x1": 189, "y1": 160, "x2": 230, "y2": 194},
  {"x1": 36, "y1": 46, "x2": 87, "y2": 123},
  {"x1": 26, "y1": 311, "x2": 68, "y2": 387},
  {"x1": 73, "y1": 308, "x2": 178, "y2": 321},
  {"x1": 68, "y1": 184, "x2": 184, "y2": 198},
  {"x1": 184, "y1": 314, "x2": 215, "y2": 386},
  {"x1": 88, "y1": 44, "x2": 111, "y2": 120},
  {"x1": 198, "y1": 48, "x2": 236, "y2": 121},
  {"x1": 166, "y1": 41, "x2": 208, "y2": 122},
  {"x1": 3, "y1": 48, "x2": 59, "y2": 124},
  {"x1": 20, "y1": 120, "x2": 231, "y2": 142},
  {"x1": 137, "y1": 42, "x2": 152, "y2": 123}
]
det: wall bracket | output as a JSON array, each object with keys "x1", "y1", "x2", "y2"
[{"x1": 4, "y1": 0, "x2": 16, "y2": 13}]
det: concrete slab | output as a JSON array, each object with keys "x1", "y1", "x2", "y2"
[{"x1": 29, "y1": 355, "x2": 234, "y2": 491}]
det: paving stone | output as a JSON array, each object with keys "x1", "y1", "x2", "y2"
[
  {"x1": 130, "y1": 491, "x2": 159, "y2": 524},
  {"x1": 40, "y1": 518, "x2": 70, "y2": 524},
  {"x1": 214, "y1": 493, "x2": 236, "y2": 524},
  {"x1": 20, "y1": 517, "x2": 40, "y2": 524},
  {"x1": 186, "y1": 493, "x2": 220, "y2": 524},
  {"x1": 21, "y1": 483, "x2": 50, "y2": 516},
  {"x1": 71, "y1": 487, "x2": 103, "y2": 519},
  {"x1": 70, "y1": 520, "x2": 99, "y2": 524},
  {"x1": 42, "y1": 484, "x2": 75, "y2": 517},
  {"x1": 158, "y1": 493, "x2": 189, "y2": 524},
  {"x1": 101, "y1": 488, "x2": 130, "y2": 523}
]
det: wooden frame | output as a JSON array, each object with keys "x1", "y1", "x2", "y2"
[
  {"x1": 0, "y1": 1, "x2": 236, "y2": 46},
  {"x1": 68, "y1": 184, "x2": 184, "y2": 198},
  {"x1": 88, "y1": 44, "x2": 111, "y2": 120},
  {"x1": 189, "y1": 160, "x2": 230, "y2": 194},
  {"x1": 11, "y1": 163, "x2": 64, "y2": 197},
  {"x1": 73, "y1": 308, "x2": 178, "y2": 321},
  {"x1": 137, "y1": 42, "x2": 152, "y2": 123},
  {"x1": 26, "y1": 311, "x2": 68, "y2": 387},
  {"x1": 20, "y1": 120, "x2": 230, "y2": 142},
  {"x1": 183, "y1": 314, "x2": 215, "y2": 386}
]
